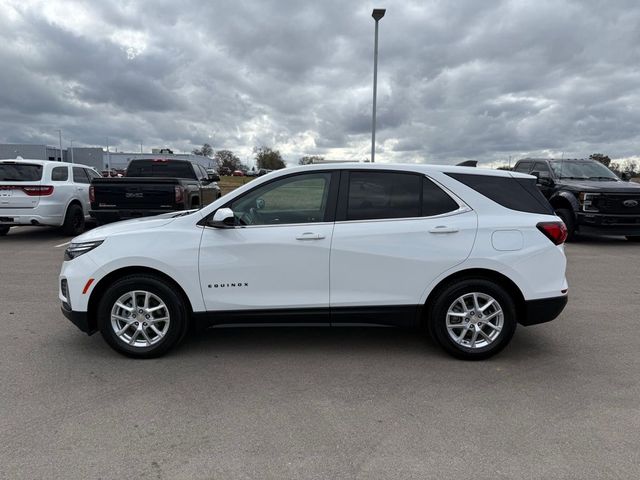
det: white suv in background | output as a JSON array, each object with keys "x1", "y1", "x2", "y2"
[
  {"x1": 0, "y1": 158, "x2": 101, "y2": 236},
  {"x1": 59, "y1": 163, "x2": 569, "y2": 360}
]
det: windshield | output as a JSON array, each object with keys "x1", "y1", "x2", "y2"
[
  {"x1": 550, "y1": 161, "x2": 618, "y2": 181},
  {"x1": 0, "y1": 163, "x2": 43, "y2": 181}
]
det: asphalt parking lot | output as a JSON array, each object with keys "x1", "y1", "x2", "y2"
[{"x1": 1, "y1": 227, "x2": 639, "y2": 480}]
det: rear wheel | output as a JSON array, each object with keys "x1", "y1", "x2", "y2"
[
  {"x1": 97, "y1": 274, "x2": 188, "y2": 358},
  {"x1": 0, "y1": 225, "x2": 10, "y2": 236},
  {"x1": 62, "y1": 204, "x2": 85, "y2": 236},
  {"x1": 428, "y1": 279, "x2": 517, "y2": 360},
  {"x1": 555, "y1": 208, "x2": 576, "y2": 242}
]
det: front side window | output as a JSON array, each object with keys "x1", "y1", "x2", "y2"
[
  {"x1": 85, "y1": 169, "x2": 101, "y2": 180},
  {"x1": 346, "y1": 172, "x2": 421, "y2": 220},
  {"x1": 230, "y1": 173, "x2": 332, "y2": 225},
  {"x1": 51, "y1": 166, "x2": 69, "y2": 181},
  {"x1": 531, "y1": 162, "x2": 550, "y2": 175}
]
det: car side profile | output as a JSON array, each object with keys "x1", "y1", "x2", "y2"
[
  {"x1": 1, "y1": 158, "x2": 101, "y2": 236},
  {"x1": 59, "y1": 163, "x2": 568, "y2": 360}
]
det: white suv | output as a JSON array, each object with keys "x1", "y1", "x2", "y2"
[
  {"x1": 59, "y1": 163, "x2": 569, "y2": 360},
  {"x1": 0, "y1": 158, "x2": 101, "y2": 236}
]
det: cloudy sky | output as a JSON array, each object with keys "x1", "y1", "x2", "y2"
[{"x1": 1, "y1": 0, "x2": 640, "y2": 166}]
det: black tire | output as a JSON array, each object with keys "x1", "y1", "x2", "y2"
[
  {"x1": 97, "y1": 274, "x2": 189, "y2": 358},
  {"x1": 555, "y1": 208, "x2": 576, "y2": 242},
  {"x1": 626, "y1": 236, "x2": 640, "y2": 242},
  {"x1": 0, "y1": 225, "x2": 10, "y2": 236},
  {"x1": 427, "y1": 278, "x2": 518, "y2": 360},
  {"x1": 62, "y1": 203, "x2": 85, "y2": 236}
]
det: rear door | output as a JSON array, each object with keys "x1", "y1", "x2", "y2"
[
  {"x1": 72, "y1": 167, "x2": 91, "y2": 213},
  {"x1": 330, "y1": 171, "x2": 477, "y2": 325},
  {"x1": 0, "y1": 162, "x2": 44, "y2": 209}
]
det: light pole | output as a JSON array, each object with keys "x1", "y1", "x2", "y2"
[
  {"x1": 57, "y1": 129, "x2": 63, "y2": 162},
  {"x1": 69, "y1": 140, "x2": 75, "y2": 164},
  {"x1": 371, "y1": 8, "x2": 386, "y2": 163}
]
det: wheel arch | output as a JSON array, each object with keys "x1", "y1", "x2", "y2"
[
  {"x1": 87, "y1": 266, "x2": 194, "y2": 334},
  {"x1": 421, "y1": 268, "x2": 526, "y2": 327},
  {"x1": 549, "y1": 191, "x2": 579, "y2": 214}
]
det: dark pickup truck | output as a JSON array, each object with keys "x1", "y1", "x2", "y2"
[
  {"x1": 513, "y1": 158, "x2": 640, "y2": 241},
  {"x1": 89, "y1": 159, "x2": 221, "y2": 225}
]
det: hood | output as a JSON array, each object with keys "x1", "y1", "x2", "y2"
[
  {"x1": 559, "y1": 179, "x2": 640, "y2": 193},
  {"x1": 72, "y1": 211, "x2": 196, "y2": 243}
]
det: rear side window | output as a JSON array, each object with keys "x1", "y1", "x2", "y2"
[
  {"x1": 513, "y1": 161, "x2": 532, "y2": 173},
  {"x1": 423, "y1": 178, "x2": 460, "y2": 216},
  {"x1": 347, "y1": 172, "x2": 421, "y2": 220},
  {"x1": 0, "y1": 163, "x2": 43, "y2": 181},
  {"x1": 51, "y1": 166, "x2": 69, "y2": 181},
  {"x1": 446, "y1": 173, "x2": 553, "y2": 214},
  {"x1": 73, "y1": 167, "x2": 90, "y2": 184}
]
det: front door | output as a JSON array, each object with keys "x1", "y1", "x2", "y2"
[{"x1": 198, "y1": 171, "x2": 338, "y2": 322}]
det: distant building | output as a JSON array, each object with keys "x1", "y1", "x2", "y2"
[{"x1": 0, "y1": 143, "x2": 212, "y2": 171}]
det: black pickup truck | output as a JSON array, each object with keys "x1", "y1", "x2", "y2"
[
  {"x1": 90, "y1": 159, "x2": 221, "y2": 225},
  {"x1": 513, "y1": 158, "x2": 640, "y2": 241}
]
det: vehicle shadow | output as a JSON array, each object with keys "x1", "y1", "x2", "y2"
[{"x1": 572, "y1": 233, "x2": 637, "y2": 245}]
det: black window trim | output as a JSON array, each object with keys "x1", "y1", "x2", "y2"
[
  {"x1": 198, "y1": 170, "x2": 341, "y2": 228},
  {"x1": 335, "y1": 169, "x2": 468, "y2": 223}
]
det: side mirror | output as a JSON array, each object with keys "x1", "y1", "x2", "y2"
[
  {"x1": 621, "y1": 172, "x2": 631, "y2": 182},
  {"x1": 208, "y1": 173, "x2": 221, "y2": 182},
  {"x1": 533, "y1": 171, "x2": 553, "y2": 186},
  {"x1": 209, "y1": 208, "x2": 235, "y2": 228}
]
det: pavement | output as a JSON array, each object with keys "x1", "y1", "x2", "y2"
[{"x1": 1, "y1": 226, "x2": 639, "y2": 480}]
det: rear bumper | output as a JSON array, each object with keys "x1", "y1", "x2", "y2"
[
  {"x1": 577, "y1": 213, "x2": 640, "y2": 236},
  {"x1": 520, "y1": 295, "x2": 568, "y2": 326},
  {"x1": 0, "y1": 212, "x2": 63, "y2": 226},
  {"x1": 61, "y1": 304, "x2": 96, "y2": 335},
  {"x1": 90, "y1": 209, "x2": 176, "y2": 224}
]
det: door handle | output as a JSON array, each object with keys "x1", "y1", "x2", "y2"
[
  {"x1": 296, "y1": 232, "x2": 325, "y2": 240},
  {"x1": 429, "y1": 225, "x2": 459, "y2": 234}
]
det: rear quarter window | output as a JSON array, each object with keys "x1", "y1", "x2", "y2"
[
  {"x1": 446, "y1": 173, "x2": 553, "y2": 214},
  {"x1": 51, "y1": 166, "x2": 69, "y2": 181}
]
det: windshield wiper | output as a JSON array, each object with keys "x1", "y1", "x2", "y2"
[
  {"x1": 559, "y1": 176, "x2": 589, "y2": 180},
  {"x1": 588, "y1": 176, "x2": 617, "y2": 181}
]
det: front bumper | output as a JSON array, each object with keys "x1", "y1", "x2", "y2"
[
  {"x1": 577, "y1": 213, "x2": 640, "y2": 236},
  {"x1": 520, "y1": 295, "x2": 568, "y2": 326},
  {"x1": 61, "y1": 303, "x2": 96, "y2": 335}
]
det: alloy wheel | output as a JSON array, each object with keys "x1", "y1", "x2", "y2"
[
  {"x1": 110, "y1": 290, "x2": 171, "y2": 347},
  {"x1": 445, "y1": 292, "x2": 504, "y2": 349}
]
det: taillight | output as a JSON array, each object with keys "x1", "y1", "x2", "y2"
[
  {"x1": 175, "y1": 186, "x2": 184, "y2": 203},
  {"x1": 89, "y1": 185, "x2": 95, "y2": 202},
  {"x1": 22, "y1": 186, "x2": 54, "y2": 196},
  {"x1": 537, "y1": 222, "x2": 567, "y2": 245}
]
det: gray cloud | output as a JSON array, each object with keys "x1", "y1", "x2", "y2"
[{"x1": 1, "y1": 0, "x2": 640, "y2": 165}]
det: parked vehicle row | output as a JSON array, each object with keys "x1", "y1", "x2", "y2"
[
  {"x1": 512, "y1": 158, "x2": 640, "y2": 241},
  {"x1": 60, "y1": 163, "x2": 568, "y2": 360}
]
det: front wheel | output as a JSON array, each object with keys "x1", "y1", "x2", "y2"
[
  {"x1": 428, "y1": 279, "x2": 517, "y2": 360},
  {"x1": 0, "y1": 225, "x2": 10, "y2": 236},
  {"x1": 97, "y1": 275, "x2": 188, "y2": 358}
]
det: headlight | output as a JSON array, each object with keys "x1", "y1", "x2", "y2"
[
  {"x1": 64, "y1": 240, "x2": 104, "y2": 260},
  {"x1": 578, "y1": 192, "x2": 600, "y2": 212}
]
